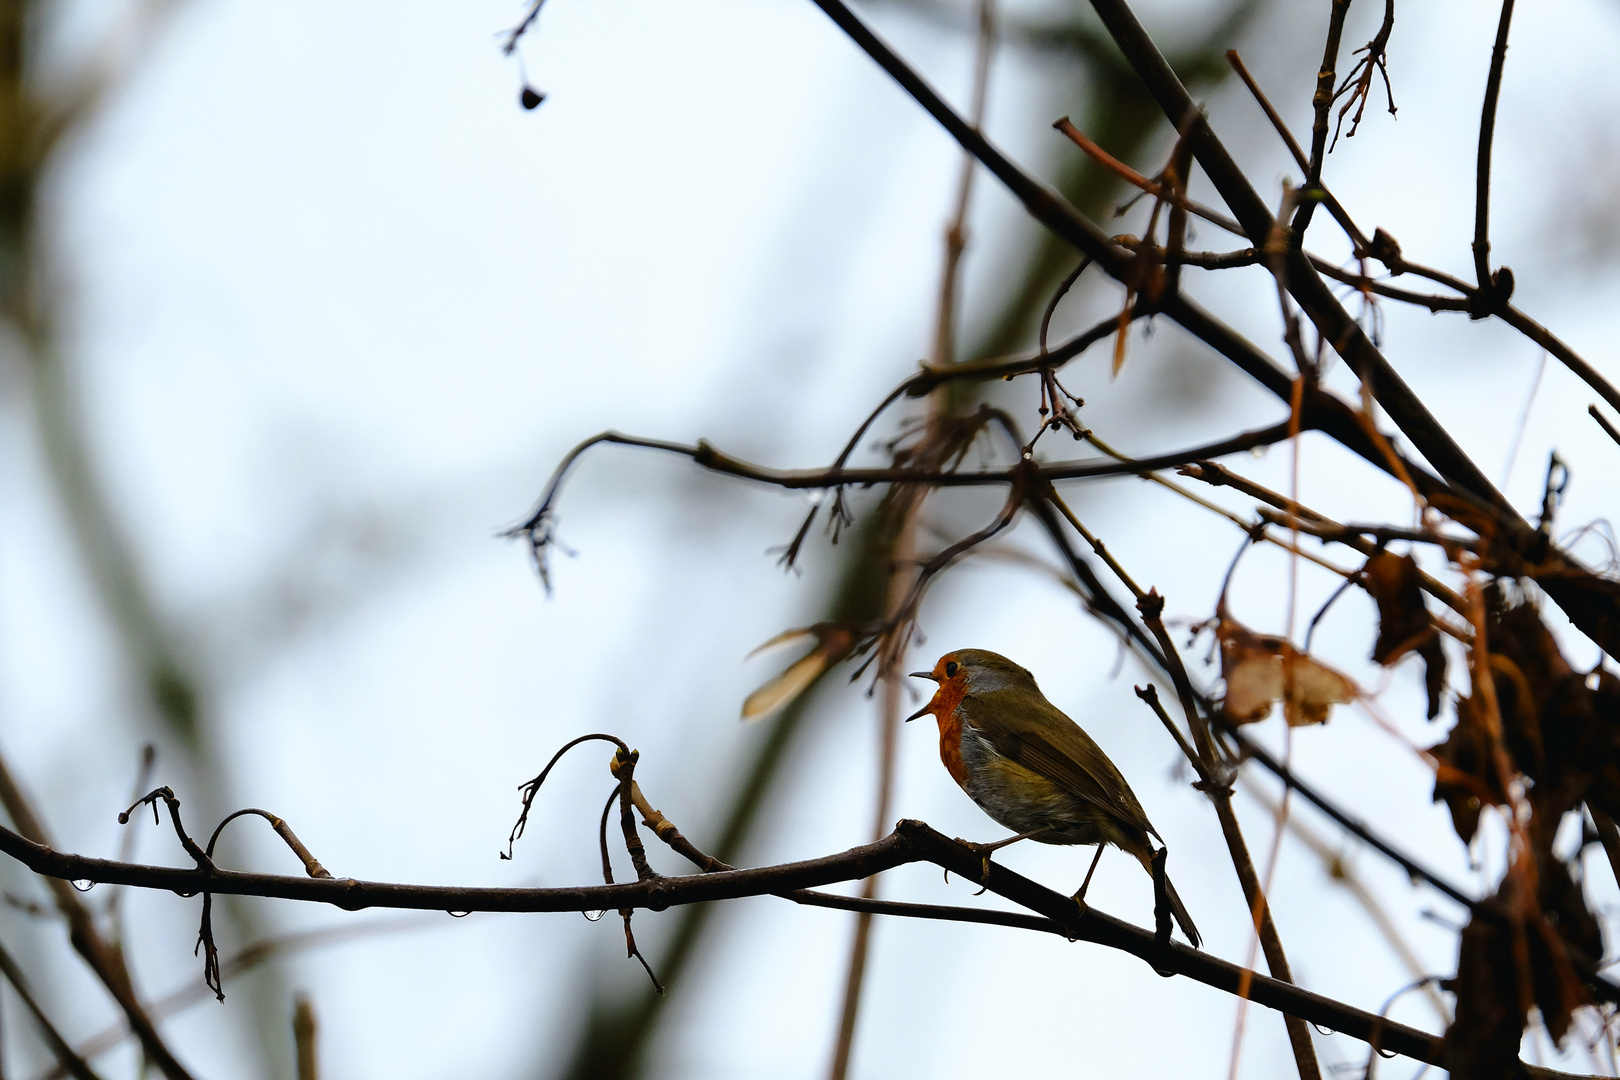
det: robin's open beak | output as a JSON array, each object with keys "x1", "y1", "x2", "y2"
[{"x1": 904, "y1": 671, "x2": 938, "y2": 722}]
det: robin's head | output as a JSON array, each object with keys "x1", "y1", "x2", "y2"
[{"x1": 904, "y1": 649, "x2": 1037, "y2": 720}]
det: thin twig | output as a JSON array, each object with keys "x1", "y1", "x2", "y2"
[
  {"x1": 1178, "y1": 459, "x2": 1469, "y2": 618},
  {"x1": 1225, "y1": 48, "x2": 1373, "y2": 255},
  {"x1": 1040, "y1": 490, "x2": 1321, "y2": 1078},
  {"x1": 1080, "y1": 0, "x2": 1510, "y2": 520},
  {"x1": 1306, "y1": 0, "x2": 1352, "y2": 186},
  {"x1": 1501, "y1": 306, "x2": 1620, "y2": 416},
  {"x1": 204, "y1": 809, "x2": 334, "y2": 880},
  {"x1": 1472, "y1": 0, "x2": 1516, "y2": 297},
  {"x1": 1059, "y1": 111, "x2": 1462, "y2": 312},
  {"x1": 1329, "y1": 0, "x2": 1397, "y2": 150},
  {"x1": 1294, "y1": 0, "x2": 1350, "y2": 240},
  {"x1": 1054, "y1": 116, "x2": 1244, "y2": 237},
  {"x1": 1588, "y1": 405, "x2": 1620, "y2": 451}
]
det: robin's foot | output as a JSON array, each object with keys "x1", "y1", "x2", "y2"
[
  {"x1": 1073, "y1": 844, "x2": 1106, "y2": 905},
  {"x1": 953, "y1": 831, "x2": 1045, "y2": 895},
  {"x1": 951, "y1": 839, "x2": 998, "y2": 894}
]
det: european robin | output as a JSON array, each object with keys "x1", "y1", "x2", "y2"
[{"x1": 908, "y1": 648, "x2": 1200, "y2": 948}]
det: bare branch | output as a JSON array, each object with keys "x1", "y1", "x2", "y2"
[
  {"x1": 0, "y1": 814, "x2": 1460, "y2": 1067},
  {"x1": 1082, "y1": 0, "x2": 1508, "y2": 518},
  {"x1": 0, "y1": 756, "x2": 198, "y2": 1080},
  {"x1": 1472, "y1": 0, "x2": 1516, "y2": 301}
]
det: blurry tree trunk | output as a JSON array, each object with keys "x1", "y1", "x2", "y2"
[{"x1": 0, "y1": 3, "x2": 292, "y2": 1074}]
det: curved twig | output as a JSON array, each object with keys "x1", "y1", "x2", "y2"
[
  {"x1": 204, "y1": 809, "x2": 333, "y2": 880},
  {"x1": 504, "y1": 733, "x2": 630, "y2": 859}
]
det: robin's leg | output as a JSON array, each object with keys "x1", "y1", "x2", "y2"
[
  {"x1": 1071, "y1": 844, "x2": 1106, "y2": 906},
  {"x1": 955, "y1": 830, "x2": 1044, "y2": 890}
]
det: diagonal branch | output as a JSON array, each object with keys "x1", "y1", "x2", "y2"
[
  {"x1": 1081, "y1": 0, "x2": 1506, "y2": 515},
  {"x1": 1072, "y1": 0, "x2": 1620, "y2": 659},
  {"x1": 0, "y1": 936, "x2": 106, "y2": 1080},
  {"x1": 0, "y1": 754, "x2": 197, "y2": 1080},
  {"x1": 803, "y1": 0, "x2": 1485, "y2": 515}
]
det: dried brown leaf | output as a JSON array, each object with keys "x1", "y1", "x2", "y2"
[
  {"x1": 741, "y1": 625, "x2": 854, "y2": 722},
  {"x1": 1430, "y1": 695, "x2": 1499, "y2": 845},
  {"x1": 1217, "y1": 617, "x2": 1358, "y2": 727},
  {"x1": 1363, "y1": 550, "x2": 1448, "y2": 718},
  {"x1": 1445, "y1": 908, "x2": 1525, "y2": 1080},
  {"x1": 1531, "y1": 854, "x2": 1601, "y2": 1045},
  {"x1": 1445, "y1": 849, "x2": 1602, "y2": 1070}
]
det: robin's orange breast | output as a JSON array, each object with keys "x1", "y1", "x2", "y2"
[{"x1": 930, "y1": 685, "x2": 970, "y2": 788}]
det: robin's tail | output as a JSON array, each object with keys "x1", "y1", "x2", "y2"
[{"x1": 1162, "y1": 874, "x2": 1200, "y2": 950}]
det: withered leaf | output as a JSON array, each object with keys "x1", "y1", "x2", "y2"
[
  {"x1": 1445, "y1": 909, "x2": 1526, "y2": 1080},
  {"x1": 1474, "y1": 583, "x2": 1609, "y2": 822},
  {"x1": 1531, "y1": 854, "x2": 1601, "y2": 1045},
  {"x1": 741, "y1": 625, "x2": 854, "y2": 721},
  {"x1": 1580, "y1": 670, "x2": 1620, "y2": 822},
  {"x1": 1363, "y1": 550, "x2": 1448, "y2": 719},
  {"x1": 1217, "y1": 617, "x2": 1358, "y2": 727},
  {"x1": 1430, "y1": 695, "x2": 1499, "y2": 845},
  {"x1": 1445, "y1": 848, "x2": 1602, "y2": 1072}
]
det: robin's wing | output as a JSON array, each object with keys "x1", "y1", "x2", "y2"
[{"x1": 965, "y1": 689, "x2": 1161, "y2": 841}]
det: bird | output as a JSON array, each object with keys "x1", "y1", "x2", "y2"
[{"x1": 907, "y1": 648, "x2": 1200, "y2": 948}]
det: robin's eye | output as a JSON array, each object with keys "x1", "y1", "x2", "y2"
[{"x1": 944, "y1": 661, "x2": 958, "y2": 678}]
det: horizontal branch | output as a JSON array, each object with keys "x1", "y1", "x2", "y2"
[
  {"x1": 0, "y1": 814, "x2": 1451, "y2": 1065},
  {"x1": 1312, "y1": 259, "x2": 1469, "y2": 313},
  {"x1": 514, "y1": 422, "x2": 1295, "y2": 528},
  {"x1": 0, "y1": 820, "x2": 916, "y2": 913}
]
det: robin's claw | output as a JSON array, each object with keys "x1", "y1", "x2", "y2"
[{"x1": 950, "y1": 838, "x2": 999, "y2": 893}]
